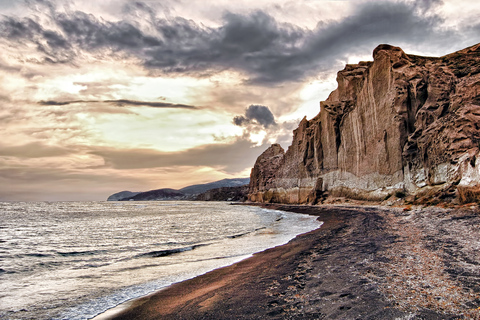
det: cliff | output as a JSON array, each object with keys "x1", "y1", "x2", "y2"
[{"x1": 249, "y1": 43, "x2": 480, "y2": 204}]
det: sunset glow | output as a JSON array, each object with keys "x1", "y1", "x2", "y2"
[{"x1": 1, "y1": 0, "x2": 479, "y2": 200}]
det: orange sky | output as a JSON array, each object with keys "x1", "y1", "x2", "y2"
[{"x1": 1, "y1": 0, "x2": 479, "y2": 200}]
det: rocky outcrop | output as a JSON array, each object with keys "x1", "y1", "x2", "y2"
[
  {"x1": 249, "y1": 143, "x2": 285, "y2": 202},
  {"x1": 194, "y1": 185, "x2": 249, "y2": 202},
  {"x1": 249, "y1": 43, "x2": 480, "y2": 204}
]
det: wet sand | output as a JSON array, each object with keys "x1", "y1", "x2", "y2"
[{"x1": 107, "y1": 204, "x2": 480, "y2": 319}]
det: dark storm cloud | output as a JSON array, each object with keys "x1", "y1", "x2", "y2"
[
  {"x1": 105, "y1": 99, "x2": 196, "y2": 109},
  {"x1": 38, "y1": 99, "x2": 197, "y2": 109},
  {"x1": 233, "y1": 105, "x2": 276, "y2": 128},
  {"x1": 90, "y1": 139, "x2": 266, "y2": 173},
  {"x1": 233, "y1": 105, "x2": 303, "y2": 147},
  {"x1": 39, "y1": 100, "x2": 77, "y2": 106},
  {"x1": 1, "y1": 16, "x2": 42, "y2": 40},
  {"x1": 56, "y1": 11, "x2": 162, "y2": 49},
  {"x1": 0, "y1": 0, "x2": 472, "y2": 83}
]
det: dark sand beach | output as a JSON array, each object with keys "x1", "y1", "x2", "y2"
[{"x1": 108, "y1": 204, "x2": 480, "y2": 320}]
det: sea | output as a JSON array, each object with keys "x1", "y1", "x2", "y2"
[{"x1": 0, "y1": 201, "x2": 321, "y2": 320}]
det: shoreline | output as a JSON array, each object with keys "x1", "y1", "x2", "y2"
[
  {"x1": 100, "y1": 203, "x2": 479, "y2": 319},
  {"x1": 89, "y1": 203, "x2": 321, "y2": 320}
]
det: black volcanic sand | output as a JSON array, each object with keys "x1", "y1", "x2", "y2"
[{"x1": 108, "y1": 204, "x2": 480, "y2": 320}]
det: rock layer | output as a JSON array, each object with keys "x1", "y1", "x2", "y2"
[{"x1": 249, "y1": 43, "x2": 480, "y2": 204}]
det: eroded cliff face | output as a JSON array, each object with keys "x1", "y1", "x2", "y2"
[{"x1": 249, "y1": 43, "x2": 480, "y2": 204}]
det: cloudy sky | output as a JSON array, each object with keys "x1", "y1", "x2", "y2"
[{"x1": 0, "y1": 0, "x2": 479, "y2": 201}]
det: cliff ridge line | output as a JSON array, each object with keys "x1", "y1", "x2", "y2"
[{"x1": 249, "y1": 43, "x2": 480, "y2": 204}]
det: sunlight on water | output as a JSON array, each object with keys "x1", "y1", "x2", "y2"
[{"x1": 0, "y1": 201, "x2": 321, "y2": 320}]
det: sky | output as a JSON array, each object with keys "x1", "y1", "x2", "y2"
[{"x1": 0, "y1": 0, "x2": 479, "y2": 201}]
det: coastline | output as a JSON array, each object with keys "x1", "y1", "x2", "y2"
[{"x1": 101, "y1": 203, "x2": 480, "y2": 319}]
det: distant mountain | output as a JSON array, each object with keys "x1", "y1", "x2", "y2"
[
  {"x1": 107, "y1": 191, "x2": 141, "y2": 201},
  {"x1": 179, "y1": 178, "x2": 250, "y2": 195},
  {"x1": 121, "y1": 188, "x2": 185, "y2": 201},
  {"x1": 194, "y1": 185, "x2": 249, "y2": 202},
  {"x1": 107, "y1": 178, "x2": 250, "y2": 201}
]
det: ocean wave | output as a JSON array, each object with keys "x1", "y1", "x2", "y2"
[
  {"x1": 23, "y1": 253, "x2": 52, "y2": 258},
  {"x1": 56, "y1": 250, "x2": 106, "y2": 257},
  {"x1": 226, "y1": 232, "x2": 251, "y2": 239},
  {"x1": 138, "y1": 244, "x2": 208, "y2": 258},
  {"x1": 0, "y1": 201, "x2": 321, "y2": 320},
  {"x1": 227, "y1": 227, "x2": 267, "y2": 239},
  {"x1": 0, "y1": 268, "x2": 16, "y2": 274}
]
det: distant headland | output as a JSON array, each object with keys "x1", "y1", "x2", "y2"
[{"x1": 107, "y1": 178, "x2": 249, "y2": 201}]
